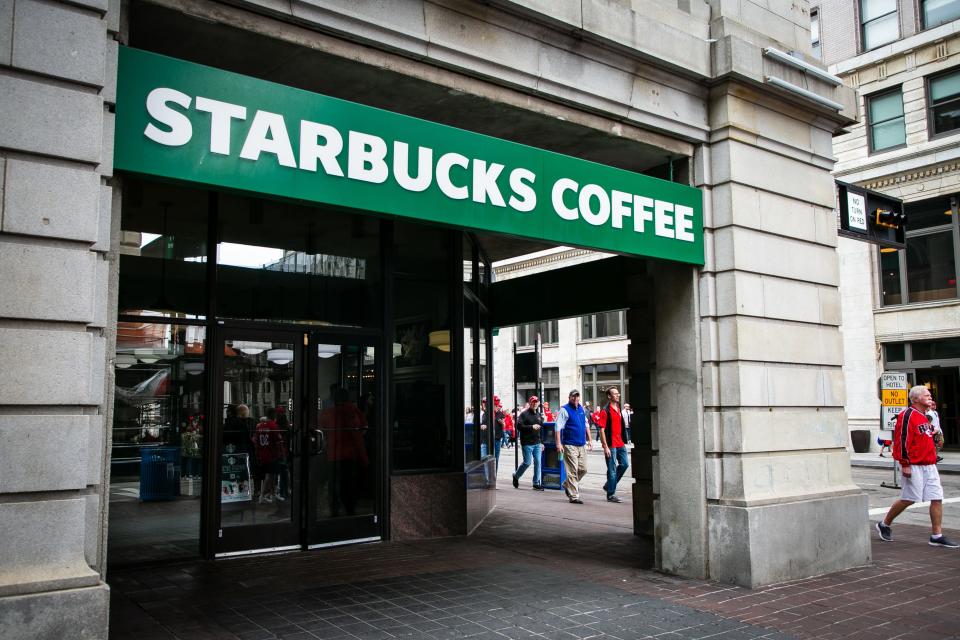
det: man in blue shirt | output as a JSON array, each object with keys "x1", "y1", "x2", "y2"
[{"x1": 555, "y1": 389, "x2": 593, "y2": 504}]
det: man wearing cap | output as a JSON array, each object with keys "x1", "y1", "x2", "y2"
[
  {"x1": 555, "y1": 389, "x2": 592, "y2": 504},
  {"x1": 512, "y1": 395, "x2": 545, "y2": 491}
]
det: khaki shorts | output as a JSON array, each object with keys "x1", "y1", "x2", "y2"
[{"x1": 900, "y1": 464, "x2": 944, "y2": 502}]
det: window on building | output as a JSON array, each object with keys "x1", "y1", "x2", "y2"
[
  {"x1": 581, "y1": 363, "x2": 629, "y2": 410},
  {"x1": 580, "y1": 310, "x2": 626, "y2": 340},
  {"x1": 878, "y1": 196, "x2": 959, "y2": 306},
  {"x1": 923, "y1": 0, "x2": 960, "y2": 29},
  {"x1": 884, "y1": 342, "x2": 906, "y2": 363},
  {"x1": 912, "y1": 337, "x2": 960, "y2": 360},
  {"x1": 517, "y1": 320, "x2": 559, "y2": 346},
  {"x1": 928, "y1": 69, "x2": 960, "y2": 137},
  {"x1": 542, "y1": 367, "x2": 560, "y2": 410},
  {"x1": 811, "y1": 8, "x2": 821, "y2": 59},
  {"x1": 867, "y1": 88, "x2": 906, "y2": 152},
  {"x1": 861, "y1": 0, "x2": 898, "y2": 51}
]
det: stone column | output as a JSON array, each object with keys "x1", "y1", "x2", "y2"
[
  {"x1": 625, "y1": 281, "x2": 655, "y2": 539},
  {"x1": 697, "y1": 80, "x2": 871, "y2": 586},
  {"x1": 0, "y1": 0, "x2": 116, "y2": 636}
]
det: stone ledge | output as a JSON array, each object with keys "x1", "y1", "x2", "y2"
[{"x1": 0, "y1": 583, "x2": 108, "y2": 639}]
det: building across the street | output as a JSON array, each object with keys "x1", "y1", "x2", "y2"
[
  {"x1": 818, "y1": 0, "x2": 960, "y2": 451},
  {"x1": 0, "y1": 1, "x2": 872, "y2": 636}
]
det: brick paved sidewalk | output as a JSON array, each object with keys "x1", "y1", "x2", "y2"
[{"x1": 109, "y1": 479, "x2": 960, "y2": 640}]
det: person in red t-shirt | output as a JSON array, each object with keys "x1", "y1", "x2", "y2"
[
  {"x1": 596, "y1": 386, "x2": 629, "y2": 503},
  {"x1": 542, "y1": 402, "x2": 555, "y2": 422},
  {"x1": 876, "y1": 385, "x2": 958, "y2": 548},
  {"x1": 253, "y1": 409, "x2": 287, "y2": 504}
]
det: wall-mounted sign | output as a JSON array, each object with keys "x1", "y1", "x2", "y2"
[
  {"x1": 115, "y1": 47, "x2": 704, "y2": 265},
  {"x1": 846, "y1": 192, "x2": 867, "y2": 231}
]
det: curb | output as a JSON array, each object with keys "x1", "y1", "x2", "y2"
[{"x1": 851, "y1": 458, "x2": 960, "y2": 475}]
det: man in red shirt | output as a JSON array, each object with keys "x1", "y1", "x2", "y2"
[
  {"x1": 877, "y1": 385, "x2": 958, "y2": 548},
  {"x1": 597, "y1": 387, "x2": 629, "y2": 503}
]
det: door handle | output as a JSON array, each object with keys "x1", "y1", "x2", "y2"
[{"x1": 312, "y1": 428, "x2": 326, "y2": 455}]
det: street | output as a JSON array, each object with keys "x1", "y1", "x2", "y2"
[{"x1": 853, "y1": 465, "x2": 960, "y2": 532}]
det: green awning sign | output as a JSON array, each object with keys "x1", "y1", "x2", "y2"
[{"x1": 115, "y1": 47, "x2": 703, "y2": 264}]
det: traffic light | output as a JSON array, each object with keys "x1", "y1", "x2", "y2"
[{"x1": 874, "y1": 207, "x2": 906, "y2": 229}]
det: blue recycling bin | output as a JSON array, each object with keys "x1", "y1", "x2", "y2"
[
  {"x1": 539, "y1": 422, "x2": 566, "y2": 490},
  {"x1": 139, "y1": 446, "x2": 181, "y2": 501}
]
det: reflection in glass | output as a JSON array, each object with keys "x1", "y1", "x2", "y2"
[
  {"x1": 906, "y1": 232, "x2": 957, "y2": 302},
  {"x1": 118, "y1": 180, "x2": 208, "y2": 318},
  {"x1": 465, "y1": 296, "x2": 480, "y2": 463},
  {"x1": 314, "y1": 345, "x2": 376, "y2": 520},
  {"x1": 924, "y1": 0, "x2": 960, "y2": 29},
  {"x1": 108, "y1": 323, "x2": 205, "y2": 565},
  {"x1": 217, "y1": 195, "x2": 380, "y2": 326},
  {"x1": 219, "y1": 341, "x2": 295, "y2": 529},
  {"x1": 869, "y1": 91, "x2": 905, "y2": 151}
]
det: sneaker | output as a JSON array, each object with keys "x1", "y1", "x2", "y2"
[
  {"x1": 533, "y1": 485, "x2": 545, "y2": 491},
  {"x1": 569, "y1": 498, "x2": 583, "y2": 504},
  {"x1": 606, "y1": 495, "x2": 622, "y2": 503},
  {"x1": 876, "y1": 521, "x2": 892, "y2": 542},
  {"x1": 929, "y1": 535, "x2": 960, "y2": 549},
  {"x1": 512, "y1": 475, "x2": 519, "y2": 489}
]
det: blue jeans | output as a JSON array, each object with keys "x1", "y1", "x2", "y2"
[
  {"x1": 514, "y1": 443, "x2": 542, "y2": 487},
  {"x1": 604, "y1": 446, "x2": 629, "y2": 497},
  {"x1": 494, "y1": 439, "x2": 501, "y2": 469}
]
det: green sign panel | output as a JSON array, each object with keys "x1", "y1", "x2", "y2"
[{"x1": 115, "y1": 47, "x2": 704, "y2": 264}]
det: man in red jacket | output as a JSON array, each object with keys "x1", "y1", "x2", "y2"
[{"x1": 877, "y1": 385, "x2": 958, "y2": 548}]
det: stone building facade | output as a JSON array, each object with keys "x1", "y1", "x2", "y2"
[
  {"x1": 1, "y1": 1, "x2": 870, "y2": 637},
  {"x1": 821, "y1": 0, "x2": 960, "y2": 449}
]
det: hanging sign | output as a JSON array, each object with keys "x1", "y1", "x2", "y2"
[
  {"x1": 879, "y1": 371, "x2": 908, "y2": 430},
  {"x1": 114, "y1": 47, "x2": 704, "y2": 265}
]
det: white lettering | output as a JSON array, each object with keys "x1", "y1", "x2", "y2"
[
  {"x1": 195, "y1": 97, "x2": 246, "y2": 155},
  {"x1": 299, "y1": 121, "x2": 344, "y2": 176},
  {"x1": 674, "y1": 204, "x2": 695, "y2": 242},
  {"x1": 239, "y1": 110, "x2": 296, "y2": 168},
  {"x1": 508, "y1": 168, "x2": 537, "y2": 212},
  {"x1": 634, "y1": 196, "x2": 654, "y2": 233},
  {"x1": 654, "y1": 200, "x2": 675, "y2": 238},
  {"x1": 144, "y1": 88, "x2": 193, "y2": 146},
  {"x1": 436, "y1": 152, "x2": 470, "y2": 200},
  {"x1": 347, "y1": 131, "x2": 389, "y2": 183},
  {"x1": 578, "y1": 184, "x2": 610, "y2": 226},
  {"x1": 551, "y1": 178, "x2": 579, "y2": 220},
  {"x1": 393, "y1": 141, "x2": 433, "y2": 192},
  {"x1": 472, "y1": 160, "x2": 506, "y2": 207},
  {"x1": 611, "y1": 190, "x2": 632, "y2": 230}
]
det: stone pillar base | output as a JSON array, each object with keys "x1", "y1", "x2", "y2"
[
  {"x1": 708, "y1": 493, "x2": 871, "y2": 587},
  {"x1": 0, "y1": 583, "x2": 109, "y2": 639}
]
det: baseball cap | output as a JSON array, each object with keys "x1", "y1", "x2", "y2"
[
  {"x1": 528, "y1": 395, "x2": 539, "y2": 403},
  {"x1": 568, "y1": 389, "x2": 580, "y2": 396}
]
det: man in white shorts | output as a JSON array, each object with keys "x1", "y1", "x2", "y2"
[{"x1": 876, "y1": 385, "x2": 958, "y2": 548}]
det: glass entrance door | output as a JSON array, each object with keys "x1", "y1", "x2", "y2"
[
  {"x1": 214, "y1": 330, "x2": 380, "y2": 555},
  {"x1": 216, "y1": 330, "x2": 301, "y2": 554},
  {"x1": 306, "y1": 337, "x2": 380, "y2": 546}
]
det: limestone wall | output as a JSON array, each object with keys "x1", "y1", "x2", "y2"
[{"x1": 0, "y1": 0, "x2": 116, "y2": 636}]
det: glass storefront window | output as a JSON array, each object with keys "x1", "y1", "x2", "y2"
[
  {"x1": 392, "y1": 279, "x2": 453, "y2": 471},
  {"x1": 906, "y1": 231, "x2": 957, "y2": 302},
  {"x1": 464, "y1": 296, "x2": 480, "y2": 463},
  {"x1": 216, "y1": 194, "x2": 381, "y2": 327},
  {"x1": 879, "y1": 248, "x2": 904, "y2": 305},
  {"x1": 118, "y1": 180, "x2": 208, "y2": 319},
  {"x1": 109, "y1": 323, "x2": 205, "y2": 565}
]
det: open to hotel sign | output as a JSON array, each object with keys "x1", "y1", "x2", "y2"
[{"x1": 114, "y1": 47, "x2": 704, "y2": 265}]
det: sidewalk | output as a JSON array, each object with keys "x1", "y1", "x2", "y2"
[
  {"x1": 109, "y1": 457, "x2": 960, "y2": 640},
  {"x1": 850, "y1": 449, "x2": 960, "y2": 474}
]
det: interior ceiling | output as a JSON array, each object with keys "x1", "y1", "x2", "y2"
[{"x1": 128, "y1": 1, "x2": 681, "y2": 262}]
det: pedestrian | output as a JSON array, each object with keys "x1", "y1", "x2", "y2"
[
  {"x1": 493, "y1": 395, "x2": 506, "y2": 468},
  {"x1": 592, "y1": 405, "x2": 603, "y2": 442},
  {"x1": 597, "y1": 386, "x2": 629, "y2": 503},
  {"x1": 876, "y1": 385, "x2": 958, "y2": 548},
  {"x1": 622, "y1": 402, "x2": 633, "y2": 444},
  {"x1": 512, "y1": 395, "x2": 545, "y2": 491},
  {"x1": 928, "y1": 400, "x2": 945, "y2": 463},
  {"x1": 555, "y1": 389, "x2": 592, "y2": 504},
  {"x1": 543, "y1": 401, "x2": 554, "y2": 422}
]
